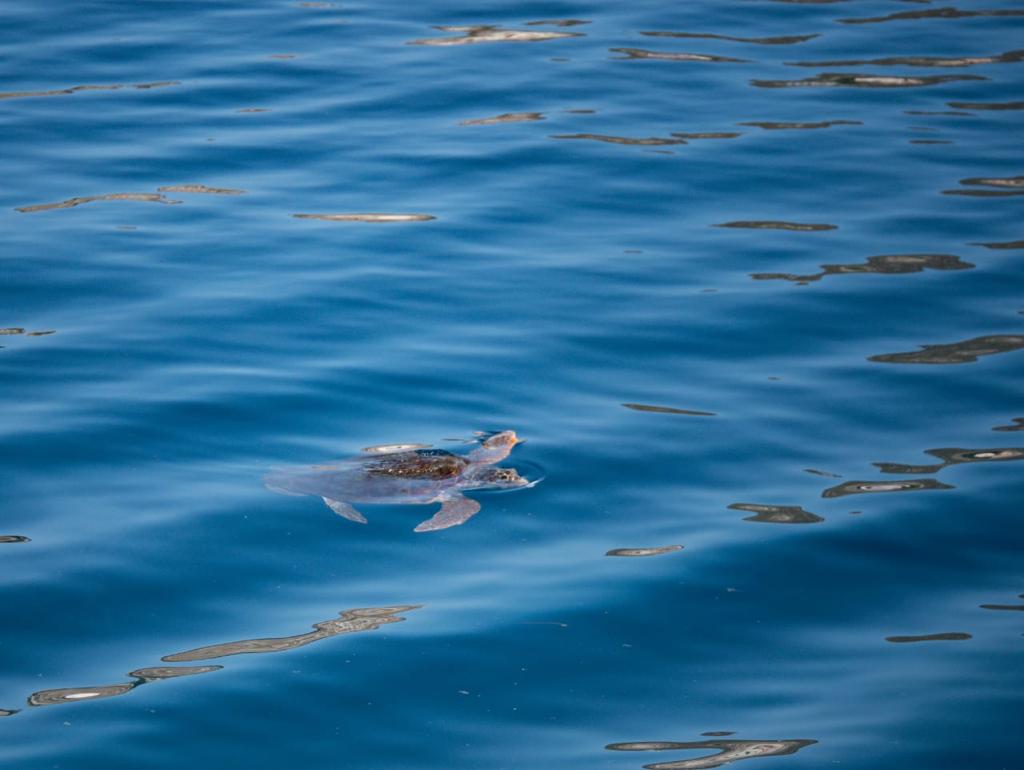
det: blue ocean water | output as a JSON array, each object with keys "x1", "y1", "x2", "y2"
[{"x1": 1, "y1": 0, "x2": 1022, "y2": 767}]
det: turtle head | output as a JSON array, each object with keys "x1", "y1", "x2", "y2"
[
  {"x1": 466, "y1": 466, "x2": 530, "y2": 490},
  {"x1": 467, "y1": 430, "x2": 522, "y2": 464}
]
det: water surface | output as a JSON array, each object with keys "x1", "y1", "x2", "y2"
[{"x1": 1, "y1": 1, "x2": 1022, "y2": 768}]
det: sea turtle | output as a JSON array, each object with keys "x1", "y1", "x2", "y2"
[{"x1": 264, "y1": 430, "x2": 530, "y2": 532}]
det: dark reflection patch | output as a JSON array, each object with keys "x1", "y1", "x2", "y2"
[
  {"x1": 752, "y1": 72, "x2": 986, "y2": 88},
  {"x1": 874, "y1": 447, "x2": 1024, "y2": 474},
  {"x1": 905, "y1": 110, "x2": 974, "y2": 116},
  {"x1": 524, "y1": 19, "x2": 590, "y2": 27},
  {"x1": 623, "y1": 403, "x2": 716, "y2": 416},
  {"x1": 408, "y1": 25, "x2": 583, "y2": 45},
  {"x1": 460, "y1": 112, "x2": 544, "y2": 126},
  {"x1": 885, "y1": 633, "x2": 972, "y2": 643},
  {"x1": 163, "y1": 605, "x2": 421, "y2": 662},
  {"x1": 551, "y1": 134, "x2": 685, "y2": 146},
  {"x1": 821, "y1": 479, "x2": 953, "y2": 498},
  {"x1": 0, "y1": 81, "x2": 179, "y2": 101},
  {"x1": 293, "y1": 213, "x2": 435, "y2": 222},
  {"x1": 972, "y1": 240, "x2": 1024, "y2": 250},
  {"x1": 739, "y1": 120, "x2": 861, "y2": 129},
  {"x1": 786, "y1": 50, "x2": 1024, "y2": 68},
  {"x1": 980, "y1": 592, "x2": 1024, "y2": 611},
  {"x1": 943, "y1": 189, "x2": 1024, "y2": 197},
  {"x1": 640, "y1": 31, "x2": 819, "y2": 45},
  {"x1": 670, "y1": 131, "x2": 742, "y2": 139},
  {"x1": 948, "y1": 100, "x2": 1024, "y2": 110},
  {"x1": 606, "y1": 545, "x2": 684, "y2": 557},
  {"x1": 157, "y1": 184, "x2": 246, "y2": 195},
  {"x1": 716, "y1": 220, "x2": 837, "y2": 231},
  {"x1": 611, "y1": 48, "x2": 749, "y2": 63},
  {"x1": 16, "y1": 192, "x2": 182, "y2": 213},
  {"x1": 752, "y1": 253, "x2": 973, "y2": 284},
  {"x1": 7, "y1": 607, "x2": 421, "y2": 716},
  {"x1": 729, "y1": 503, "x2": 824, "y2": 523},
  {"x1": 128, "y1": 666, "x2": 223, "y2": 680},
  {"x1": 960, "y1": 176, "x2": 1024, "y2": 188},
  {"x1": 840, "y1": 8, "x2": 1024, "y2": 25},
  {"x1": 869, "y1": 335, "x2": 1024, "y2": 364},
  {"x1": 992, "y1": 417, "x2": 1024, "y2": 431},
  {"x1": 29, "y1": 684, "x2": 136, "y2": 706},
  {"x1": 606, "y1": 738, "x2": 817, "y2": 769}
]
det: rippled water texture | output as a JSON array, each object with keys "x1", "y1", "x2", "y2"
[{"x1": 2, "y1": 1, "x2": 1022, "y2": 768}]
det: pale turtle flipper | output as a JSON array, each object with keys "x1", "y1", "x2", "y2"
[
  {"x1": 322, "y1": 497, "x2": 368, "y2": 524},
  {"x1": 413, "y1": 495, "x2": 481, "y2": 532}
]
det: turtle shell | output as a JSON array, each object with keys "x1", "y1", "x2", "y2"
[{"x1": 364, "y1": 449, "x2": 468, "y2": 480}]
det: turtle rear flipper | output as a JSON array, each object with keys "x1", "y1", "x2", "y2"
[
  {"x1": 413, "y1": 495, "x2": 481, "y2": 532},
  {"x1": 323, "y1": 498, "x2": 368, "y2": 524}
]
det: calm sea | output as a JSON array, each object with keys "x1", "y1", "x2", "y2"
[{"x1": 2, "y1": 1, "x2": 1022, "y2": 768}]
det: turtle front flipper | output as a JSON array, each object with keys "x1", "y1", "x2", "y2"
[
  {"x1": 322, "y1": 497, "x2": 368, "y2": 524},
  {"x1": 413, "y1": 495, "x2": 481, "y2": 532}
]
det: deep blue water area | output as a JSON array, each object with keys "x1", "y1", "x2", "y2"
[{"x1": 2, "y1": 1, "x2": 1022, "y2": 768}]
